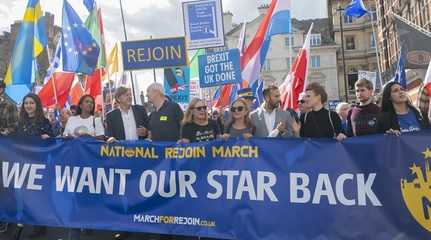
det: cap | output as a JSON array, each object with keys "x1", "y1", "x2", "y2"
[{"x1": 237, "y1": 88, "x2": 255, "y2": 99}]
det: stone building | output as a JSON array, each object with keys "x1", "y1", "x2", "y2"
[{"x1": 328, "y1": 0, "x2": 379, "y2": 101}]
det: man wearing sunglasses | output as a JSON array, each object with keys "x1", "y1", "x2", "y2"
[
  {"x1": 297, "y1": 92, "x2": 310, "y2": 115},
  {"x1": 250, "y1": 85, "x2": 300, "y2": 138}
]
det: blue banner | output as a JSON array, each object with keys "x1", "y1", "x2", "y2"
[
  {"x1": 198, "y1": 49, "x2": 241, "y2": 88},
  {"x1": 121, "y1": 37, "x2": 187, "y2": 70},
  {"x1": 1, "y1": 132, "x2": 431, "y2": 239},
  {"x1": 163, "y1": 66, "x2": 190, "y2": 104}
]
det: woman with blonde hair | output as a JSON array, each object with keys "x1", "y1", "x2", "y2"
[
  {"x1": 179, "y1": 98, "x2": 221, "y2": 143},
  {"x1": 222, "y1": 98, "x2": 255, "y2": 139}
]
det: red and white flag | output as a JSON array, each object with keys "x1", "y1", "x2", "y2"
[
  {"x1": 280, "y1": 23, "x2": 313, "y2": 111},
  {"x1": 424, "y1": 59, "x2": 431, "y2": 95},
  {"x1": 38, "y1": 37, "x2": 75, "y2": 108}
]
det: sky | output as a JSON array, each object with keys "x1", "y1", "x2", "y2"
[{"x1": 0, "y1": 0, "x2": 327, "y2": 96}]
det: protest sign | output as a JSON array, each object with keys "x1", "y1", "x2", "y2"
[{"x1": 198, "y1": 49, "x2": 241, "y2": 88}]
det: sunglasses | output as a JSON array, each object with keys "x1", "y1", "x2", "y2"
[
  {"x1": 298, "y1": 100, "x2": 305, "y2": 104},
  {"x1": 230, "y1": 106, "x2": 245, "y2": 112},
  {"x1": 193, "y1": 106, "x2": 207, "y2": 112}
]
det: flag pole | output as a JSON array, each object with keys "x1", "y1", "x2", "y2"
[
  {"x1": 370, "y1": 11, "x2": 383, "y2": 90},
  {"x1": 150, "y1": 36, "x2": 157, "y2": 83},
  {"x1": 337, "y1": 6, "x2": 349, "y2": 102},
  {"x1": 45, "y1": 45, "x2": 59, "y2": 106},
  {"x1": 118, "y1": 0, "x2": 137, "y2": 104}
]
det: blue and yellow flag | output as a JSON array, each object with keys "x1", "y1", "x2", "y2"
[{"x1": 4, "y1": 0, "x2": 47, "y2": 86}]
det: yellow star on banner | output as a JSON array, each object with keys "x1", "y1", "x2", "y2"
[{"x1": 422, "y1": 148, "x2": 431, "y2": 159}]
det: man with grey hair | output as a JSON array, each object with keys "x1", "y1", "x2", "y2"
[
  {"x1": 105, "y1": 87, "x2": 149, "y2": 141},
  {"x1": 336, "y1": 102, "x2": 351, "y2": 132},
  {"x1": 147, "y1": 82, "x2": 184, "y2": 141}
]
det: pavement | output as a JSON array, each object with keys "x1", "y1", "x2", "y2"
[{"x1": 0, "y1": 224, "x2": 183, "y2": 240}]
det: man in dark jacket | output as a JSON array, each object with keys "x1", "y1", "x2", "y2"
[{"x1": 105, "y1": 87, "x2": 149, "y2": 140}]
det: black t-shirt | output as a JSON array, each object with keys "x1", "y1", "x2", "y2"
[
  {"x1": 181, "y1": 120, "x2": 221, "y2": 142},
  {"x1": 300, "y1": 108, "x2": 342, "y2": 138},
  {"x1": 148, "y1": 100, "x2": 184, "y2": 142}
]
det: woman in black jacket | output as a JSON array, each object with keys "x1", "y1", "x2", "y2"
[{"x1": 377, "y1": 81, "x2": 430, "y2": 135}]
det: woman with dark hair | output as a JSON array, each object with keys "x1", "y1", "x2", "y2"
[
  {"x1": 16, "y1": 93, "x2": 52, "y2": 238},
  {"x1": 179, "y1": 98, "x2": 221, "y2": 143},
  {"x1": 63, "y1": 94, "x2": 104, "y2": 138},
  {"x1": 17, "y1": 93, "x2": 52, "y2": 138},
  {"x1": 222, "y1": 98, "x2": 255, "y2": 139},
  {"x1": 377, "y1": 81, "x2": 430, "y2": 135}
]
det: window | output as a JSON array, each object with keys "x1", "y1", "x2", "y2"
[
  {"x1": 310, "y1": 34, "x2": 321, "y2": 46},
  {"x1": 262, "y1": 59, "x2": 271, "y2": 72},
  {"x1": 370, "y1": 32, "x2": 376, "y2": 48},
  {"x1": 286, "y1": 58, "x2": 291, "y2": 70},
  {"x1": 284, "y1": 35, "x2": 294, "y2": 47},
  {"x1": 347, "y1": 68, "x2": 358, "y2": 92},
  {"x1": 344, "y1": 15, "x2": 353, "y2": 24},
  {"x1": 311, "y1": 56, "x2": 321, "y2": 68},
  {"x1": 346, "y1": 36, "x2": 356, "y2": 50}
]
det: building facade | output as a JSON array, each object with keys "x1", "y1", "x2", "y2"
[
  {"x1": 375, "y1": 0, "x2": 431, "y2": 96},
  {"x1": 329, "y1": 0, "x2": 379, "y2": 101},
  {"x1": 223, "y1": 5, "x2": 340, "y2": 101}
]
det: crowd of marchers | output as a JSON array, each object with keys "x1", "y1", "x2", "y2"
[{"x1": 0, "y1": 78, "x2": 430, "y2": 240}]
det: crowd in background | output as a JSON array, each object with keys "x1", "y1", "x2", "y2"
[{"x1": 0, "y1": 78, "x2": 430, "y2": 239}]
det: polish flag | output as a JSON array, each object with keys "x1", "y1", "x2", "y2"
[
  {"x1": 213, "y1": 0, "x2": 291, "y2": 108},
  {"x1": 280, "y1": 23, "x2": 313, "y2": 110},
  {"x1": 424, "y1": 59, "x2": 431, "y2": 95}
]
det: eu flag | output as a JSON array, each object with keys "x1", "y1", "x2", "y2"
[
  {"x1": 395, "y1": 48, "x2": 407, "y2": 89},
  {"x1": 62, "y1": 0, "x2": 100, "y2": 74},
  {"x1": 344, "y1": 0, "x2": 368, "y2": 18}
]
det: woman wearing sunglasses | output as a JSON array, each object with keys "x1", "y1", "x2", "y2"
[
  {"x1": 179, "y1": 98, "x2": 221, "y2": 143},
  {"x1": 222, "y1": 98, "x2": 255, "y2": 139}
]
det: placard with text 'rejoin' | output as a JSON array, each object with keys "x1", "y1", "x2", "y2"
[{"x1": 121, "y1": 37, "x2": 187, "y2": 70}]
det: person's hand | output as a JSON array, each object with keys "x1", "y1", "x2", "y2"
[
  {"x1": 41, "y1": 134, "x2": 50, "y2": 139},
  {"x1": 336, "y1": 133, "x2": 347, "y2": 141},
  {"x1": 177, "y1": 138, "x2": 190, "y2": 144},
  {"x1": 221, "y1": 133, "x2": 230, "y2": 140},
  {"x1": 136, "y1": 127, "x2": 148, "y2": 137},
  {"x1": 106, "y1": 137, "x2": 116, "y2": 143},
  {"x1": 276, "y1": 122, "x2": 286, "y2": 133},
  {"x1": 291, "y1": 121, "x2": 301, "y2": 136},
  {"x1": 386, "y1": 129, "x2": 401, "y2": 136},
  {"x1": 243, "y1": 133, "x2": 253, "y2": 139}
]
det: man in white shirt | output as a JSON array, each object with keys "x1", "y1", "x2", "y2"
[
  {"x1": 250, "y1": 85, "x2": 300, "y2": 138},
  {"x1": 105, "y1": 87, "x2": 149, "y2": 140}
]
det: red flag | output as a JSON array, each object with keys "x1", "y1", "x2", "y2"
[
  {"x1": 85, "y1": 68, "x2": 104, "y2": 98},
  {"x1": 280, "y1": 23, "x2": 313, "y2": 110},
  {"x1": 38, "y1": 72, "x2": 75, "y2": 108},
  {"x1": 70, "y1": 79, "x2": 84, "y2": 105}
]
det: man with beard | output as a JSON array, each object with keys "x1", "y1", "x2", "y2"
[
  {"x1": 346, "y1": 79, "x2": 380, "y2": 136},
  {"x1": 0, "y1": 81, "x2": 14, "y2": 105},
  {"x1": 250, "y1": 85, "x2": 300, "y2": 138}
]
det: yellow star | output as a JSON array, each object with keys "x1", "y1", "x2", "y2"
[{"x1": 423, "y1": 148, "x2": 431, "y2": 159}]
